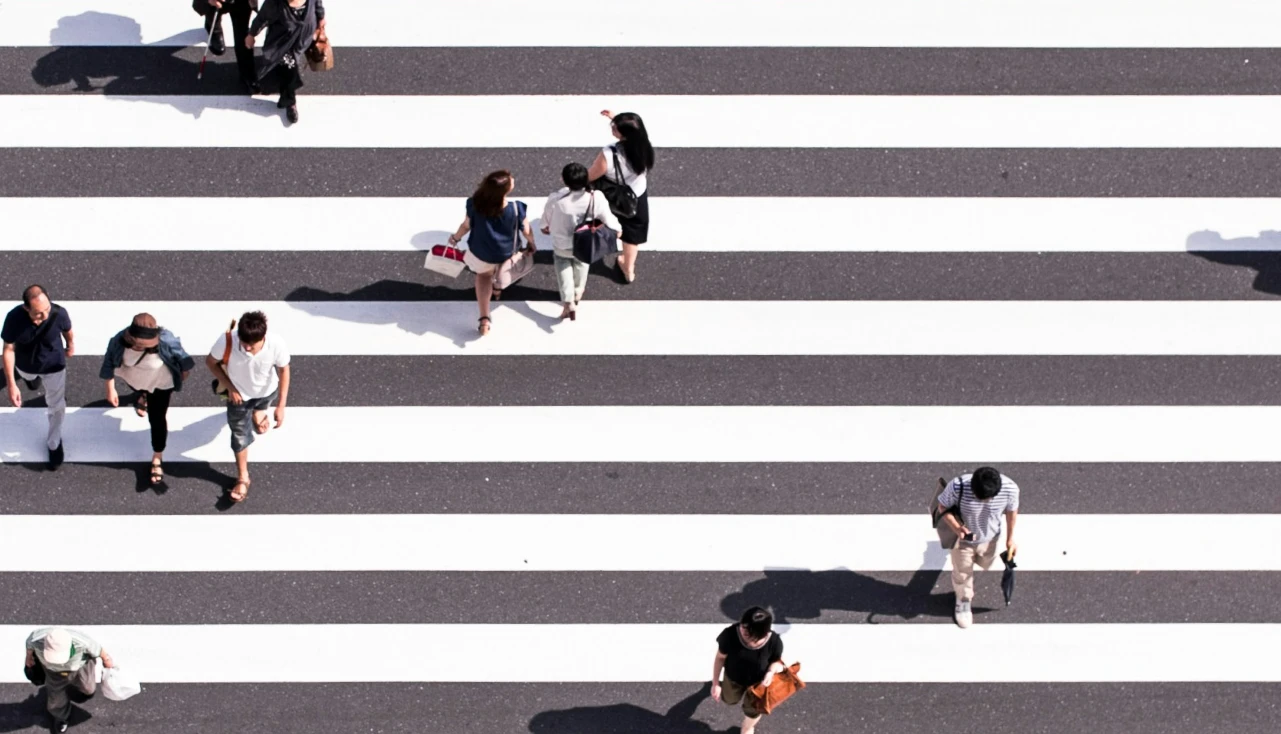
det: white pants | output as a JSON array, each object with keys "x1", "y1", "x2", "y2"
[{"x1": 17, "y1": 367, "x2": 65, "y2": 450}]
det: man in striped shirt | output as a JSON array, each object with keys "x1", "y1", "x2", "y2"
[
  {"x1": 24, "y1": 627, "x2": 116, "y2": 732},
  {"x1": 935, "y1": 467, "x2": 1020, "y2": 629}
]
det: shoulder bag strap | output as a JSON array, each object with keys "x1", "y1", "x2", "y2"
[
  {"x1": 610, "y1": 145, "x2": 627, "y2": 187},
  {"x1": 581, "y1": 190, "x2": 596, "y2": 227},
  {"x1": 219, "y1": 319, "x2": 235, "y2": 367}
]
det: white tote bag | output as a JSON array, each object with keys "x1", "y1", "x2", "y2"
[
  {"x1": 423, "y1": 244, "x2": 467, "y2": 278},
  {"x1": 101, "y1": 666, "x2": 142, "y2": 701}
]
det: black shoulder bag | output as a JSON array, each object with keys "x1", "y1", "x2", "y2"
[{"x1": 592, "y1": 145, "x2": 640, "y2": 219}]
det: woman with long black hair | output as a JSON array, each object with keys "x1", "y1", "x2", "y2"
[{"x1": 588, "y1": 110, "x2": 654, "y2": 284}]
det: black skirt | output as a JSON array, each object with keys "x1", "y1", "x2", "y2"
[{"x1": 618, "y1": 191, "x2": 649, "y2": 245}]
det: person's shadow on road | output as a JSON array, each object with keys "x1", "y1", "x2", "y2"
[{"x1": 33, "y1": 11, "x2": 280, "y2": 119}]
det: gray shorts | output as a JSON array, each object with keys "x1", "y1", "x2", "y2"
[{"x1": 227, "y1": 390, "x2": 278, "y2": 454}]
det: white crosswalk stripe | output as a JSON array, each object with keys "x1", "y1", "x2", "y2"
[
  {"x1": 6, "y1": 197, "x2": 1281, "y2": 253},
  {"x1": 1, "y1": 0, "x2": 1277, "y2": 731}
]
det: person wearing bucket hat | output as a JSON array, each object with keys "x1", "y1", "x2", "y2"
[
  {"x1": 24, "y1": 627, "x2": 115, "y2": 733},
  {"x1": 100, "y1": 314, "x2": 196, "y2": 486}
]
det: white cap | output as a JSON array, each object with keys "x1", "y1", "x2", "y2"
[{"x1": 42, "y1": 628, "x2": 73, "y2": 666}]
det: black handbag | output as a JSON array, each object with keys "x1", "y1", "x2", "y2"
[
  {"x1": 24, "y1": 660, "x2": 45, "y2": 686},
  {"x1": 592, "y1": 146, "x2": 639, "y2": 219},
  {"x1": 571, "y1": 193, "x2": 618, "y2": 264}
]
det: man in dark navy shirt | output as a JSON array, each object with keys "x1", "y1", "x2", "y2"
[{"x1": 3, "y1": 285, "x2": 75, "y2": 469}]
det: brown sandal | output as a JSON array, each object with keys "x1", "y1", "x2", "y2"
[{"x1": 229, "y1": 479, "x2": 250, "y2": 503}]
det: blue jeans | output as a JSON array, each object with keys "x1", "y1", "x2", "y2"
[{"x1": 226, "y1": 390, "x2": 277, "y2": 454}]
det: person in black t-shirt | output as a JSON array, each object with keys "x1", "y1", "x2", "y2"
[
  {"x1": 711, "y1": 606, "x2": 785, "y2": 734},
  {"x1": 2, "y1": 285, "x2": 74, "y2": 470}
]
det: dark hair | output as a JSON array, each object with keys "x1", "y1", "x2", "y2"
[
  {"x1": 238, "y1": 311, "x2": 268, "y2": 345},
  {"x1": 472, "y1": 170, "x2": 513, "y2": 218},
  {"x1": 22, "y1": 285, "x2": 47, "y2": 308},
  {"x1": 612, "y1": 113, "x2": 654, "y2": 175},
  {"x1": 971, "y1": 466, "x2": 1003, "y2": 500},
  {"x1": 561, "y1": 162, "x2": 589, "y2": 191},
  {"x1": 739, "y1": 606, "x2": 773, "y2": 639}
]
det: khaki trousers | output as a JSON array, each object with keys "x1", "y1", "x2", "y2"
[{"x1": 950, "y1": 538, "x2": 999, "y2": 603}]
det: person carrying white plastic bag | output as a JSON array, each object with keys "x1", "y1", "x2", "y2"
[{"x1": 101, "y1": 664, "x2": 142, "y2": 701}]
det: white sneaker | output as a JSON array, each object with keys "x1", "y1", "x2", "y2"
[{"x1": 954, "y1": 600, "x2": 973, "y2": 629}]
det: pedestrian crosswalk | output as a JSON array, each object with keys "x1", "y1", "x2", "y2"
[{"x1": 3, "y1": 1, "x2": 1281, "y2": 732}]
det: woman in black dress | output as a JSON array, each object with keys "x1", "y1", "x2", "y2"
[
  {"x1": 244, "y1": 0, "x2": 325, "y2": 123},
  {"x1": 587, "y1": 110, "x2": 654, "y2": 284},
  {"x1": 711, "y1": 606, "x2": 785, "y2": 734}
]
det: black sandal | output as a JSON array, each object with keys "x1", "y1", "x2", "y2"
[
  {"x1": 134, "y1": 393, "x2": 148, "y2": 417},
  {"x1": 150, "y1": 459, "x2": 164, "y2": 485},
  {"x1": 478, "y1": 316, "x2": 492, "y2": 335}
]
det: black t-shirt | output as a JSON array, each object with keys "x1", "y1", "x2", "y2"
[
  {"x1": 717, "y1": 624, "x2": 783, "y2": 686},
  {"x1": 2, "y1": 304, "x2": 71, "y2": 375}
]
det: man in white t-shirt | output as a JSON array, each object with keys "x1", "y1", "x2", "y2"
[{"x1": 205, "y1": 310, "x2": 290, "y2": 503}]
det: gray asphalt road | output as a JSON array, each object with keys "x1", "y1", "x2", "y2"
[
  {"x1": 1, "y1": 570, "x2": 1277, "y2": 625},
  {"x1": 6, "y1": 355, "x2": 1281, "y2": 408},
  {"x1": 5, "y1": 462, "x2": 1279, "y2": 515},
  {"x1": 0, "y1": 682, "x2": 1276, "y2": 734},
  {"x1": 8, "y1": 148, "x2": 1281, "y2": 197},
  {"x1": 7, "y1": 47, "x2": 1280, "y2": 95},
  {"x1": 5, "y1": 251, "x2": 1281, "y2": 300}
]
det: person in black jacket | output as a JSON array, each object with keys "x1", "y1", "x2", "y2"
[
  {"x1": 193, "y1": 0, "x2": 261, "y2": 94},
  {"x1": 245, "y1": 0, "x2": 325, "y2": 124}
]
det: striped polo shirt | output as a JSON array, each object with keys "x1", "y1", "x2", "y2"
[{"x1": 937, "y1": 473, "x2": 1020, "y2": 545}]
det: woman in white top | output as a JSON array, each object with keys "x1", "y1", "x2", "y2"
[
  {"x1": 587, "y1": 110, "x2": 654, "y2": 284},
  {"x1": 540, "y1": 163, "x2": 622, "y2": 320},
  {"x1": 99, "y1": 313, "x2": 195, "y2": 485}
]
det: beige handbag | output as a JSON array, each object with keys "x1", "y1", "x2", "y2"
[{"x1": 493, "y1": 202, "x2": 534, "y2": 295}]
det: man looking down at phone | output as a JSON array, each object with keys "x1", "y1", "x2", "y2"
[{"x1": 936, "y1": 466, "x2": 1019, "y2": 628}]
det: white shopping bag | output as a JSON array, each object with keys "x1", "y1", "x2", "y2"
[
  {"x1": 424, "y1": 244, "x2": 467, "y2": 278},
  {"x1": 101, "y1": 666, "x2": 142, "y2": 701}
]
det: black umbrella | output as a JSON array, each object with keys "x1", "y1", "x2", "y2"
[{"x1": 999, "y1": 550, "x2": 1017, "y2": 606}]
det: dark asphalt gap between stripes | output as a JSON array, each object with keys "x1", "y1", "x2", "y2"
[
  {"x1": 0, "y1": 570, "x2": 1277, "y2": 625},
  {"x1": 5, "y1": 252, "x2": 1281, "y2": 301},
  {"x1": 8, "y1": 148, "x2": 1281, "y2": 197},
  {"x1": 0, "y1": 682, "x2": 1276, "y2": 734},
  {"x1": 9, "y1": 356, "x2": 1281, "y2": 408},
  {"x1": 5, "y1": 462, "x2": 1280, "y2": 515},
  {"x1": 6, "y1": 46, "x2": 1281, "y2": 96}
]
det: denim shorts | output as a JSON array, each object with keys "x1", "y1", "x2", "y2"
[{"x1": 226, "y1": 390, "x2": 278, "y2": 453}]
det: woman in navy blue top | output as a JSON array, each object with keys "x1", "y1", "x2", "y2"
[{"x1": 448, "y1": 170, "x2": 537, "y2": 336}]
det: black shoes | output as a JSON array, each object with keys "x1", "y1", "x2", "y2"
[
  {"x1": 51, "y1": 719, "x2": 67, "y2": 733},
  {"x1": 22, "y1": 375, "x2": 42, "y2": 391},
  {"x1": 243, "y1": 78, "x2": 262, "y2": 96},
  {"x1": 209, "y1": 28, "x2": 226, "y2": 56},
  {"x1": 49, "y1": 442, "x2": 64, "y2": 471},
  {"x1": 286, "y1": 105, "x2": 299, "y2": 124}
]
